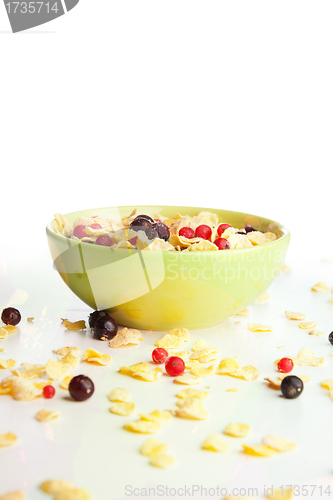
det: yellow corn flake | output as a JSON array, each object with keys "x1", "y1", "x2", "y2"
[
  {"x1": 254, "y1": 291, "x2": 270, "y2": 304},
  {"x1": 228, "y1": 234, "x2": 252, "y2": 249},
  {"x1": 36, "y1": 409, "x2": 60, "y2": 422},
  {"x1": 27, "y1": 317, "x2": 34, "y2": 322},
  {"x1": 246, "y1": 231, "x2": 268, "y2": 246},
  {"x1": 329, "y1": 296, "x2": 333, "y2": 304},
  {"x1": 174, "y1": 398, "x2": 208, "y2": 420},
  {"x1": 262, "y1": 434, "x2": 296, "y2": 452},
  {"x1": 176, "y1": 388, "x2": 208, "y2": 399},
  {"x1": 0, "y1": 386, "x2": 12, "y2": 395},
  {"x1": 190, "y1": 361, "x2": 215, "y2": 378},
  {"x1": 295, "y1": 347, "x2": 325, "y2": 367},
  {"x1": 34, "y1": 382, "x2": 52, "y2": 391},
  {"x1": 242, "y1": 444, "x2": 276, "y2": 457},
  {"x1": 45, "y1": 360, "x2": 72, "y2": 381},
  {"x1": 60, "y1": 376, "x2": 74, "y2": 390},
  {"x1": 0, "y1": 432, "x2": 18, "y2": 447},
  {"x1": 21, "y1": 363, "x2": 45, "y2": 373},
  {"x1": 312, "y1": 281, "x2": 329, "y2": 293},
  {"x1": 226, "y1": 388, "x2": 238, "y2": 392},
  {"x1": 247, "y1": 323, "x2": 273, "y2": 332},
  {"x1": 0, "y1": 377, "x2": 12, "y2": 395},
  {"x1": 0, "y1": 325, "x2": 17, "y2": 340},
  {"x1": 82, "y1": 348, "x2": 112, "y2": 366},
  {"x1": 321, "y1": 379, "x2": 333, "y2": 390},
  {"x1": 11, "y1": 377, "x2": 42, "y2": 401},
  {"x1": 174, "y1": 374, "x2": 202, "y2": 385},
  {"x1": 202, "y1": 434, "x2": 229, "y2": 453},
  {"x1": 109, "y1": 327, "x2": 143, "y2": 348},
  {"x1": 285, "y1": 311, "x2": 306, "y2": 320},
  {"x1": 0, "y1": 348, "x2": 4, "y2": 352},
  {"x1": 108, "y1": 387, "x2": 131, "y2": 402},
  {"x1": 224, "y1": 422, "x2": 250, "y2": 438},
  {"x1": 149, "y1": 454, "x2": 175, "y2": 469},
  {"x1": 0, "y1": 359, "x2": 16, "y2": 369},
  {"x1": 190, "y1": 349, "x2": 218, "y2": 363},
  {"x1": 315, "y1": 331, "x2": 324, "y2": 337},
  {"x1": 53, "y1": 347, "x2": 80, "y2": 356},
  {"x1": 235, "y1": 366, "x2": 260, "y2": 381},
  {"x1": 264, "y1": 232, "x2": 277, "y2": 242},
  {"x1": 119, "y1": 362, "x2": 150, "y2": 375},
  {"x1": 110, "y1": 402, "x2": 135, "y2": 416},
  {"x1": 281, "y1": 263, "x2": 291, "y2": 274},
  {"x1": 168, "y1": 328, "x2": 191, "y2": 341},
  {"x1": 235, "y1": 308, "x2": 249, "y2": 316},
  {"x1": 155, "y1": 334, "x2": 183, "y2": 349},
  {"x1": 124, "y1": 420, "x2": 161, "y2": 434},
  {"x1": 140, "y1": 438, "x2": 169, "y2": 457},
  {"x1": 139, "y1": 410, "x2": 171, "y2": 425},
  {"x1": 133, "y1": 367, "x2": 162, "y2": 382},
  {"x1": 266, "y1": 487, "x2": 294, "y2": 499},
  {"x1": 61, "y1": 318, "x2": 86, "y2": 331},
  {"x1": 11, "y1": 369, "x2": 38, "y2": 380},
  {"x1": 299, "y1": 321, "x2": 318, "y2": 329},
  {"x1": 191, "y1": 339, "x2": 208, "y2": 351},
  {"x1": 172, "y1": 350, "x2": 190, "y2": 361},
  {"x1": 40, "y1": 481, "x2": 73, "y2": 495},
  {"x1": 216, "y1": 358, "x2": 239, "y2": 374},
  {"x1": 52, "y1": 488, "x2": 90, "y2": 500},
  {"x1": 0, "y1": 492, "x2": 25, "y2": 500},
  {"x1": 60, "y1": 352, "x2": 80, "y2": 368}
]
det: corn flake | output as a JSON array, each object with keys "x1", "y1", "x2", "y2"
[
  {"x1": 285, "y1": 311, "x2": 306, "y2": 320},
  {"x1": 216, "y1": 358, "x2": 239, "y2": 374},
  {"x1": 0, "y1": 492, "x2": 25, "y2": 500},
  {"x1": 228, "y1": 234, "x2": 252, "y2": 249},
  {"x1": 40, "y1": 481, "x2": 73, "y2": 495},
  {"x1": 202, "y1": 434, "x2": 229, "y2": 452},
  {"x1": 247, "y1": 323, "x2": 273, "y2": 332},
  {"x1": 190, "y1": 361, "x2": 215, "y2": 377},
  {"x1": 52, "y1": 488, "x2": 90, "y2": 500},
  {"x1": 0, "y1": 325, "x2": 17, "y2": 340},
  {"x1": 242, "y1": 444, "x2": 276, "y2": 457},
  {"x1": 53, "y1": 347, "x2": 80, "y2": 356},
  {"x1": 149, "y1": 454, "x2": 175, "y2": 469},
  {"x1": 36, "y1": 409, "x2": 60, "y2": 422},
  {"x1": 155, "y1": 334, "x2": 183, "y2": 349},
  {"x1": 110, "y1": 402, "x2": 135, "y2": 416},
  {"x1": 45, "y1": 360, "x2": 72, "y2": 381},
  {"x1": 61, "y1": 319, "x2": 86, "y2": 331},
  {"x1": 295, "y1": 348, "x2": 325, "y2": 367},
  {"x1": 171, "y1": 350, "x2": 190, "y2": 361},
  {"x1": 281, "y1": 263, "x2": 291, "y2": 274},
  {"x1": 108, "y1": 387, "x2": 131, "y2": 402},
  {"x1": 224, "y1": 422, "x2": 250, "y2": 438},
  {"x1": 169, "y1": 328, "x2": 190, "y2": 341},
  {"x1": 236, "y1": 308, "x2": 249, "y2": 316},
  {"x1": 174, "y1": 398, "x2": 208, "y2": 420},
  {"x1": 174, "y1": 374, "x2": 202, "y2": 385},
  {"x1": 0, "y1": 432, "x2": 17, "y2": 447},
  {"x1": 11, "y1": 377, "x2": 42, "y2": 401},
  {"x1": 60, "y1": 352, "x2": 80, "y2": 368},
  {"x1": 226, "y1": 388, "x2": 238, "y2": 392},
  {"x1": 139, "y1": 410, "x2": 171, "y2": 425},
  {"x1": 176, "y1": 388, "x2": 208, "y2": 399},
  {"x1": 140, "y1": 438, "x2": 169, "y2": 457},
  {"x1": 82, "y1": 348, "x2": 112, "y2": 366},
  {"x1": 124, "y1": 420, "x2": 161, "y2": 434},
  {"x1": 109, "y1": 327, "x2": 143, "y2": 348},
  {"x1": 60, "y1": 376, "x2": 74, "y2": 390},
  {"x1": 190, "y1": 348, "x2": 219, "y2": 363},
  {"x1": 266, "y1": 488, "x2": 294, "y2": 500},
  {"x1": 321, "y1": 379, "x2": 333, "y2": 390},
  {"x1": 299, "y1": 321, "x2": 318, "y2": 329},
  {"x1": 0, "y1": 359, "x2": 16, "y2": 369},
  {"x1": 254, "y1": 292, "x2": 270, "y2": 304},
  {"x1": 262, "y1": 434, "x2": 296, "y2": 452},
  {"x1": 312, "y1": 282, "x2": 329, "y2": 293}
]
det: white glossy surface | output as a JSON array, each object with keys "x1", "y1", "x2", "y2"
[{"x1": 0, "y1": 248, "x2": 333, "y2": 499}]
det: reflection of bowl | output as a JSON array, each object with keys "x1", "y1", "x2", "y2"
[{"x1": 46, "y1": 206, "x2": 290, "y2": 331}]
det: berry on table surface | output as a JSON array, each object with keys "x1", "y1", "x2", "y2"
[
  {"x1": 214, "y1": 238, "x2": 230, "y2": 250},
  {"x1": 280, "y1": 375, "x2": 303, "y2": 399},
  {"x1": 328, "y1": 332, "x2": 333, "y2": 345},
  {"x1": 94, "y1": 316, "x2": 118, "y2": 341},
  {"x1": 152, "y1": 348, "x2": 168, "y2": 364},
  {"x1": 195, "y1": 225, "x2": 212, "y2": 240},
  {"x1": 73, "y1": 225, "x2": 88, "y2": 239},
  {"x1": 179, "y1": 227, "x2": 195, "y2": 239},
  {"x1": 43, "y1": 385, "x2": 55, "y2": 399},
  {"x1": 1, "y1": 307, "x2": 21, "y2": 326},
  {"x1": 96, "y1": 235, "x2": 112, "y2": 246},
  {"x1": 69, "y1": 375, "x2": 94, "y2": 401},
  {"x1": 277, "y1": 357, "x2": 294, "y2": 373},
  {"x1": 217, "y1": 223, "x2": 231, "y2": 236},
  {"x1": 165, "y1": 356, "x2": 185, "y2": 377},
  {"x1": 88, "y1": 310, "x2": 110, "y2": 329}
]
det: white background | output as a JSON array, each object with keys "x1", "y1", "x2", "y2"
[{"x1": 1, "y1": 2, "x2": 333, "y2": 500}]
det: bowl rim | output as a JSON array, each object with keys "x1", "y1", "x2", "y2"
[{"x1": 46, "y1": 204, "x2": 290, "y2": 254}]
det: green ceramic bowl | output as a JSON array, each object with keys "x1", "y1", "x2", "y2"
[{"x1": 46, "y1": 205, "x2": 290, "y2": 330}]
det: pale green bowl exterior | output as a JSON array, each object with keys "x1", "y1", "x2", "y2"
[{"x1": 46, "y1": 205, "x2": 290, "y2": 330}]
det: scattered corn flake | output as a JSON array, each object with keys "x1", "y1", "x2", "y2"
[
  {"x1": 27, "y1": 317, "x2": 34, "y2": 323},
  {"x1": 10, "y1": 370, "x2": 37, "y2": 380},
  {"x1": 21, "y1": 363, "x2": 45, "y2": 372},
  {"x1": 226, "y1": 388, "x2": 238, "y2": 392},
  {"x1": 0, "y1": 432, "x2": 17, "y2": 447},
  {"x1": 168, "y1": 328, "x2": 190, "y2": 341},
  {"x1": 108, "y1": 387, "x2": 131, "y2": 402},
  {"x1": 176, "y1": 388, "x2": 208, "y2": 399},
  {"x1": 45, "y1": 360, "x2": 72, "y2": 381},
  {"x1": 266, "y1": 487, "x2": 294, "y2": 499},
  {"x1": 149, "y1": 454, "x2": 175, "y2": 469},
  {"x1": 191, "y1": 339, "x2": 208, "y2": 351},
  {"x1": 172, "y1": 350, "x2": 190, "y2": 361},
  {"x1": 0, "y1": 359, "x2": 16, "y2": 369},
  {"x1": 254, "y1": 292, "x2": 270, "y2": 304},
  {"x1": 109, "y1": 327, "x2": 143, "y2": 348},
  {"x1": 11, "y1": 377, "x2": 42, "y2": 401},
  {"x1": 329, "y1": 296, "x2": 333, "y2": 304},
  {"x1": 40, "y1": 480, "x2": 73, "y2": 495},
  {"x1": 190, "y1": 347, "x2": 219, "y2": 363},
  {"x1": 132, "y1": 367, "x2": 162, "y2": 382},
  {"x1": 285, "y1": 311, "x2": 306, "y2": 321},
  {"x1": 0, "y1": 492, "x2": 25, "y2": 500},
  {"x1": 315, "y1": 331, "x2": 323, "y2": 337},
  {"x1": 281, "y1": 263, "x2": 291, "y2": 274},
  {"x1": 82, "y1": 348, "x2": 112, "y2": 366},
  {"x1": 52, "y1": 488, "x2": 91, "y2": 500},
  {"x1": 124, "y1": 420, "x2": 161, "y2": 434},
  {"x1": 312, "y1": 282, "x2": 329, "y2": 293},
  {"x1": 0, "y1": 325, "x2": 17, "y2": 336},
  {"x1": 0, "y1": 348, "x2": 4, "y2": 352},
  {"x1": 61, "y1": 318, "x2": 86, "y2": 331},
  {"x1": 190, "y1": 361, "x2": 215, "y2": 377},
  {"x1": 242, "y1": 444, "x2": 276, "y2": 457},
  {"x1": 299, "y1": 321, "x2": 318, "y2": 329},
  {"x1": 224, "y1": 422, "x2": 250, "y2": 438},
  {"x1": 235, "y1": 308, "x2": 249, "y2": 316},
  {"x1": 36, "y1": 409, "x2": 60, "y2": 422},
  {"x1": 139, "y1": 410, "x2": 171, "y2": 425},
  {"x1": 228, "y1": 234, "x2": 252, "y2": 249},
  {"x1": 295, "y1": 347, "x2": 324, "y2": 367},
  {"x1": 216, "y1": 358, "x2": 239, "y2": 374},
  {"x1": 202, "y1": 434, "x2": 229, "y2": 452},
  {"x1": 174, "y1": 398, "x2": 208, "y2": 420},
  {"x1": 174, "y1": 374, "x2": 202, "y2": 385},
  {"x1": 53, "y1": 347, "x2": 80, "y2": 356},
  {"x1": 321, "y1": 379, "x2": 333, "y2": 390},
  {"x1": 262, "y1": 434, "x2": 296, "y2": 452},
  {"x1": 140, "y1": 438, "x2": 169, "y2": 457},
  {"x1": 60, "y1": 376, "x2": 74, "y2": 390},
  {"x1": 155, "y1": 334, "x2": 183, "y2": 349},
  {"x1": 119, "y1": 362, "x2": 150, "y2": 375},
  {"x1": 60, "y1": 352, "x2": 80, "y2": 368},
  {"x1": 110, "y1": 402, "x2": 135, "y2": 416},
  {"x1": 248, "y1": 323, "x2": 273, "y2": 332}
]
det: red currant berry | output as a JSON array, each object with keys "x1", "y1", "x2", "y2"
[
  {"x1": 73, "y1": 225, "x2": 88, "y2": 239},
  {"x1": 165, "y1": 356, "x2": 185, "y2": 376},
  {"x1": 179, "y1": 227, "x2": 195, "y2": 239},
  {"x1": 214, "y1": 238, "x2": 231, "y2": 250},
  {"x1": 217, "y1": 223, "x2": 231, "y2": 236},
  {"x1": 152, "y1": 348, "x2": 168, "y2": 364},
  {"x1": 277, "y1": 357, "x2": 294, "y2": 373},
  {"x1": 195, "y1": 225, "x2": 212, "y2": 240},
  {"x1": 96, "y1": 235, "x2": 112, "y2": 246},
  {"x1": 43, "y1": 385, "x2": 55, "y2": 399},
  {"x1": 90, "y1": 223, "x2": 102, "y2": 230}
]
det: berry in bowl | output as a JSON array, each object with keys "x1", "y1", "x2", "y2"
[{"x1": 46, "y1": 205, "x2": 290, "y2": 330}]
